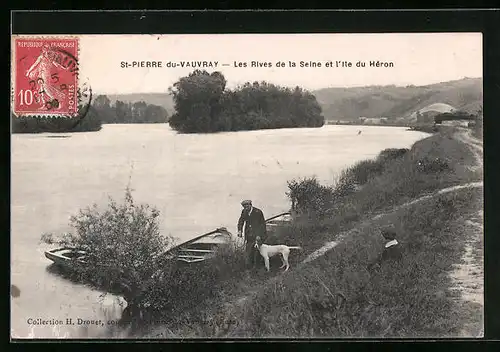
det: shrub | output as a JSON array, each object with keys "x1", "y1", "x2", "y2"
[
  {"x1": 338, "y1": 159, "x2": 384, "y2": 186},
  {"x1": 333, "y1": 148, "x2": 408, "y2": 195},
  {"x1": 378, "y1": 148, "x2": 409, "y2": 162},
  {"x1": 46, "y1": 187, "x2": 174, "y2": 312},
  {"x1": 286, "y1": 177, "x2": 336, "y2": 217},
  {"x1": 416, "y1": 157, "x2": 450, "y2": 173}
]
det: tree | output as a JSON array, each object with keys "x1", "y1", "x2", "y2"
[
  {"x1": 93, "y1": 95, "x2": 115, "y2": 123},
  {"x1": 132, "y1": 101, "x2": 148, "y2": 123},
  {"x1": 94, "y1": 95, "x2": 112, "y2": 109},
  {"x1": 144, "y1": 104, "x2": 169, "y2": 123},
  {"x1": 115, "y1": 100, "x2": 131, "y2": 123},
  {"x1": 169, "y1": 70, "x2": 227, "y2": 133}
]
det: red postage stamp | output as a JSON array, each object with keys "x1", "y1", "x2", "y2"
[{"x1": 13, "y1": 37, "x2": 79, "y2": 117}]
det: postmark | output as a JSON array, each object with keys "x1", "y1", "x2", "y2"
[{"x1": 13, "y1": 37, "x2": 79, "y2": 117}]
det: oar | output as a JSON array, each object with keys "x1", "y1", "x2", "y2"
[
  {"x1": 162, "y1": 227, "x2": 230, "y2": 256},
  {"x1": 265, "y1": 212, "x2": 292, "y2": 223}
]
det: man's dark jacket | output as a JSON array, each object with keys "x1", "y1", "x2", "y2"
[
  {"x1": 237, "y1": 207, "x2": 267, "y2": 241},
  {"x1": 381, "y1": 244, "x2": 402, "y2": 262}
]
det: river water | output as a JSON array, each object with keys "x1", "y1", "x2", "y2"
[{"x1": 11, "y1": 124, "x2": 428, "y2": 338}]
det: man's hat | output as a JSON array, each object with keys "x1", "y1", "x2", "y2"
[{"x1": 241, "y1": 200, "x2": 252, "y2": 206}]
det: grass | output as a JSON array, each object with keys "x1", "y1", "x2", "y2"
[
  {"x1": 97, "y1": 127, "x2": 482, "y2": 338},
  {"x1": 148, "y1": 187, "x2": 482, "y2": 338}
]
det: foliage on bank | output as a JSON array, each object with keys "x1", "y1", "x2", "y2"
[
  {"x1": 286, "y1": 148, "x2": 410, "y2": 218},
  {"x1": 41, "y1": 187, "x2": 174, "y2": 317},
  {"x1": 12, "y1": 95, "x2": 169, "y2": 133},
  {"x1": 11, "y1": 107, "x2": 103, "y2": 133},
  {"x1": 168, "y1": 70, "x2": 325, "y2": 133},
  {"x1": 92, "y1": 95, "x2": 169, "y2": 124}
]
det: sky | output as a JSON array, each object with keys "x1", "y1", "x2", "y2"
[{"x1": 55, "y1": 33, "x2": 481, "y2": 94}]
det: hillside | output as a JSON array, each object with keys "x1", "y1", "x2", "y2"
[
  {"x1": 103, "y1": 77, "x2": 482, "y2": 123},
  {"x1": 313, "y1": 77, "x2": 482, "y2": 121}
]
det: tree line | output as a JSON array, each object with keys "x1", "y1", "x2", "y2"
[
  {"x1": 92, "y1": 95, "x2": 169, "y2": 124},
  {"x1": 12, "y1": 94, "x2": 169, "y2": 133},
  {"x1": 168, "y1": 70, "x2": 325, "y2": 133}
]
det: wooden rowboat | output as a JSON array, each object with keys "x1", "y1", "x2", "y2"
[
  {"x1": 164, "y1": 227, "x2": 233, "y2": 264},
  {"x1": 44, "y1": 247, "x2": 87, "y2": 269}
]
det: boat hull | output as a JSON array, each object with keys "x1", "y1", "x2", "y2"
[{"x1": 44, "y1": 247, "x2": 87, "y2": 269}]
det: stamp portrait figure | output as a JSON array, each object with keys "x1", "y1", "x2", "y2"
[{"x1": 25, "y1": 44, "x2": 67, "y2": 110}]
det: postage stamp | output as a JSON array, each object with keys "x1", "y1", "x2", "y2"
[{"x1": 13, "y1": 37, "x2": 79, "y2": 117}]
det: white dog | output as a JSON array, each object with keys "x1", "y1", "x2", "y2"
[{"x1": 254, "y1": 236, "x2": 302, "y2": 272}]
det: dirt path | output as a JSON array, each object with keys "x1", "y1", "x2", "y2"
[
  {"x1": 302, "y1": 181, "x2": 483, "y2": 264},
  {"x1": 455, "y1": 129, "x2": 483, "y2": 173},
  {"x1": 448, "y1": 129, "x2": 484, "y2": 337}
]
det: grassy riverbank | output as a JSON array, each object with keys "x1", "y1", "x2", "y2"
[{"x1": 99, "y1": 126, "x2": 482, "y2": 338}]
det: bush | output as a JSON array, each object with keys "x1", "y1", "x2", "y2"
[
  {"x1": 285, "y1": 148, "x2": 411, "y2": 226},
  {"x1": 286, "y1": 177, "x2": 336, "y2": 217},
  {"x1": 339, "y1": 160, "x2": 384, "y2": 186},
  {"x1": 46, "y1": 187, "x2": 173, "y2": 311},
  {"x1": 333, "y1": 148, "x2": 408, "y2": 194},
  {"x1": 378, "y1": 148, "x2": 409, "y2": 162},
  {"x1": 416, "y1": 157, "x2": 451, "y2": 173}
]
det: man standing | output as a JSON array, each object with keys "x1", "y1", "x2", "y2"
[{"x1": 237, "y1": 200, "x2": 267, "y2": 268}]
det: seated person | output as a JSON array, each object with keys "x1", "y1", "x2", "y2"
[
  {"x1": 368, "y1": 228, "x2": 402, "y2": 270},
  {"x1": 380, "y1": 229, "x2": 402, "y2": 262}
]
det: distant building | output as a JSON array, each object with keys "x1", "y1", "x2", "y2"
[
  {"x1": 442, "y1": 120, "x2": 469, "y2": 127},
  {"x1": 410, "y1": 103, "x2": 457, "y2": 124},
  {"x1": 363, "y1": 117, "x2": 388, "y2": 125}
]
